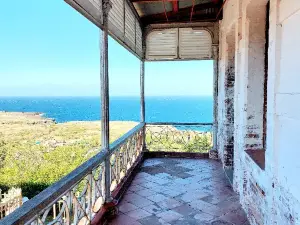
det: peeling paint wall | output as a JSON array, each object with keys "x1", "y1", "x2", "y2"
[
  {"x1": 218, "y1": 0, "x2": 300, "y2": 224},
  {"x1": 244, "y1": 0, "x2": 266, "y2": 151},
  {"x1": 217, "y1": 0, "x2": 238, "y2": 168},
  {"x1": 223, "y1": 28, "x2": 235, "y2": 168}
]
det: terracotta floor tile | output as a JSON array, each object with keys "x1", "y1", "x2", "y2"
[
  {"x1": 153, "y1": 172, "x2": 173, "y2": 180},
  {"x1": 119, "y1": 202, "x2": 138, "y2": 213},
  {"x1": 142, "y1": 160, "x2": 164, "y2": 167},
  {"x1": 125, "y1": 208, "x2": 152, "y2": 220},
  {"x1": 142, "y1": 204, "x2": 164, "y2": 214},
  {"x1": 172, "y1": 204, "x2": 200, "y2": 216},
  {"x1": 136, "y1": 188, "x2": 157, "y2": 197},
  {"x1": 132, "y1": 178, "x2": 149, "y2": 186},
  {"x1": 151, "y1": 177, "x2": 171, "y2": 185},
  {"x1": 210, "y1": 219, "x2": 235, "y2": 225},
  {"x1": 147, "y1": 193, "x2": 169, "y2": 203},
  {"x1": 201, "y1": 194, "x2": 229, "y2": 205},
  {"x1": 156, "y1": 210, "x2": 183, "y2": 223},
  {"x1": 108, "y1": 213, "x2": 142, "y2": 225},
  {"x1": 218, "y1": 208, "x2": 248, "y2": 224},
  {"x1": 180, "y1": 190, "x2": 210, "y2": 203},
  {"x1": 189, "y1": 200, "x2": 227, "y2": 217},
  {"x1": 174, "y1": 178, "x2": 191, "y2": 185},
  {"x1": 173, "y1": 217, "x2": 211, "y2": 225},
  {"x1": 109, "y1": 159, "x2": 249, "y2": 225},
  {"x1": 160, "y1": 188, "x2": 182, "y2": 197},
  {"x1": 194, "y1": 212, "x2": 216, "y2": 222},
  {"x1": 128, "y1": 184, "x2": 146, "y2": 192},
  {"x1": 157, "y1": 198, "x2": 182, "y2": 210},
  {"x1": 140, "y1": 181, "x2": 162, "y2": 189},
  {"x1": 125, "y1": 193, "x2": 154, "y2": 207},
  {"x1": 138, "y1": 215, "x2": 171, "y2": 225}
]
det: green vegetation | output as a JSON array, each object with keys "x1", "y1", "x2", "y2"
[
  {"x1": 183, "y1": 134, "x2": 212, "y2": 152},
  {"x1": 0, "y1": 112, "x2": 212, "y2": 199},
  {"x1": 0, "y1": 112, "x2": 136, "y2": 198},
  {"x1": 146, "y1": 128, "x2": 212, "y2": 153}
]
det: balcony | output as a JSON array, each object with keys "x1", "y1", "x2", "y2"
[
  {"x1": 109, "y1": 158, "x2": 248, "y2": 225},
  {"x1": 0, "y1": 123, "x2": 249, "y2": 225},
  {"x1": 1, "y1": 0, "x2": 299, "y2": 224}
]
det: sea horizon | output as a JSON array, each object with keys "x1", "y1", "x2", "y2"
[
  {"x1": 0, "y1": 95, "x2": 213, "y2": 98},
  {"x1": 0, "y1": 96, "x2": 213, "y2": 123}
]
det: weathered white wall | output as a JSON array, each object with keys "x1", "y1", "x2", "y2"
[
  {"x1": 271, "y1": 0, "x2": 300, "y2": 223},
  {"x1": 218, "y1": 0, "x2": 300, "y2": 224},
  {"x1": 217, "y1": 0, "x2": 239, "y2": 168},
  {"x1": 245, "y1": 1, "x2": 266, "y2": 150}
]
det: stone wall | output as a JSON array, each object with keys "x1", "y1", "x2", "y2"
[{"x1": 218, "y1": 0, "x2": 300, "y2": 224}]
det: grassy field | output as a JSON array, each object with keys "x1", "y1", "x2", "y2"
[
  {"x1": 0, "y1": 112, "x2": 212, "y2": 199},
  {"x1": 0, "y1": 112, "x2": 137, "y2": 198}
]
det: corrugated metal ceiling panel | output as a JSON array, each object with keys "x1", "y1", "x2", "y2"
[
  {"x1": 108, "y1": 0, "x2": 124, "y2": 40},
  {"x1": 179, "y1": 28, "x2": 212, "y2": 59},
  {"x1": 146, "y1": 29, "x2": 178, "y2": 60},
  {"x1": 135, "y1": 22, "x2": 143, "y2": 57},
  {"x1": 66, "y1": 0, "x2": 103, "y2": 26},
  {"x1": 66, "y1": 0, "x2": 219, "y2": 60},
  {"x1": 125, "y1": 3, "x2": 136, "y2": 51},
  {"x1": 65, "y1": 0, "x2": 143, "y2": 59}
]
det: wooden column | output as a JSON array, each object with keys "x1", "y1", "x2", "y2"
[
  {"x1": 140, "y1": 60, "x2": 145, "y2": 123},
  {"x1": 101, "y1": 0, "x2": 112, "y2": 202},
  {"x1": 140, "y1": 60, "x2": 146, "y2": 151}
]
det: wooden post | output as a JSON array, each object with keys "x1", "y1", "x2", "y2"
[
  {"x1": 140, "y1": 60, "x2": 145, "y2": 123},
  {"x1": 101, "y1": 0, "x2": 112, "y2": 202},
  {"x1": 140, "y1": 60, "x2": 146, "y2": 151}
]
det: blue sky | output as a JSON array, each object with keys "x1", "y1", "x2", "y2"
[{"x1": 0, "y1": 0, "x2": 213, "y2": 97}]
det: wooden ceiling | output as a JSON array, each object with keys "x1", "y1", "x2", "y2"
[{"x1": 132, "y1": 0, "x2": 224, "y2": 27}]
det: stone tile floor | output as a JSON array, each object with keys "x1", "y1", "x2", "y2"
[{"x1": 108, "y1": 158, "x2": 250, "y2": 225}]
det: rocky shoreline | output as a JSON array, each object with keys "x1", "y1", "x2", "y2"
[{"x1": 0, "y1": 111, "x2": 55, "y2": 125}]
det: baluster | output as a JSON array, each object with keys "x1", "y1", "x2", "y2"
[
  {"x1": 125, "y1": 144, "x2": 129, "y2": 172},
  {"x1": 53, "y1": 204, "x2": 56, "y2": 219},
  {"x1": 73, "y1": 191, "x2": 78, "y2": 224},
  {"x1": 88, "y1": 174, "x2": 92, "y2": 220},
  {"x1": 91, "y1": 170, "x2": 96, "y2": 217}
]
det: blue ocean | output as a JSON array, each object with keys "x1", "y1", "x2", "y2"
[{"x1": 0, "y1": 96, "x2": 213, "y2": 123}]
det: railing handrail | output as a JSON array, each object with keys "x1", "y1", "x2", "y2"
[
  {"x1": 147, "y1": 122, "x2": 213, "y2": 126},
  {"x1": 0, "y1": 122, "x2": 145, "y2": 225},
  {"x1": 110, "y1": 122, "x2": 145, "y2": 154}
]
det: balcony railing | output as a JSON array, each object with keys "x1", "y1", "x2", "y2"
[
  {"x1": 0, "y1": 188, "x2": 22, "y2": 219},
  {"x1": 0, "y1": 123, "x2": 144, "y2": 225},
  {"x1": 0, "y1": 121, "x2": 214, "y2": 225},
  {"x1": 146, "y1": 122, "x2": 213, "y2": 153}
]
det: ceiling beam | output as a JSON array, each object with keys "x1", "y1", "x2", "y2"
[
  {"x1": 216, "y1": 0, "x2": 227, "y2": 19},
  {"x1": 141, "y1": 2, "x2": 217, "y2": 16},
  {"x1": 132, "y1": 0, "x2": 220, "y2": 3},
  {"x1": 140, "y1": 2, "x2": 218, "y2": 24},
  {"x1": 162, "y1": 0, "x2": 169, "y2": 22},
  {"x1": 132, "y1": 0, "x2": 175, "y2": 2},
  {"x1": 141, "y1": 10, "x2": 217, "y2": 25},
  {"x1": 171, "y1": 0, "x2": 178, "y2": 13},
  {"x1": 190, "y1": 0, "x2": 195, "y2": 21}
]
